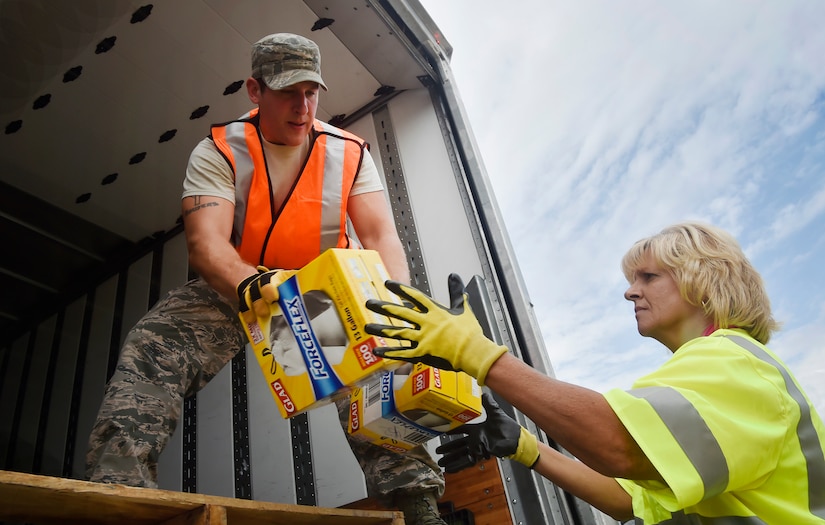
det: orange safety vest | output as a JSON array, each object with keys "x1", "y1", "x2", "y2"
[{"x1": 210, "y1": 109, "x2": 366, "y2": 269}]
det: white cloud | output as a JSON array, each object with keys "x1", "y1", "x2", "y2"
[
  {"x1": 772, "y1": 185, "x2": 825, "y2": 239},
  {"x1": 420, "y1": 0, "x2": 825, "y2": 424}
]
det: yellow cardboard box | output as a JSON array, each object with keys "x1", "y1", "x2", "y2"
[
  {"x1": 247, "y1": 248, "x2": 404, "y2": 418},
  {"x1": 347, "y1": 363, "x2": 482, "y2": 451}
]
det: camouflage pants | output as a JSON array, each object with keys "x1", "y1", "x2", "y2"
[{"x1": 85, "y1": 277, "x2": 444, "y2": 503}]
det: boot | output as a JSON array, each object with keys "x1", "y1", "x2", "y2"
[{"x1": 395, "y1": 491, "x2": 447, "y2": 525}]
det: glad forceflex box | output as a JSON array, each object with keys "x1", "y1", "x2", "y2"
[
  {"x1": 348, "y1": 364, "x2": 482, "y2": 452},
  {"x1": 250, "y1": 248, "x2": 404, "y2": 418}
]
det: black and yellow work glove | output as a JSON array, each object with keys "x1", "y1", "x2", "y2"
[
  {"x1": 236, "y1": 266, "x2": 296, "y2": 354},
  {"x1": 364, "y1": 273, "x2": 508, "y2": 385},
  {"x1": 435, "y1": 393, "x2": 539, "y2": 473}
]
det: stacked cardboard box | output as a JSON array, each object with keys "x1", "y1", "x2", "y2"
[
  {"x1": 348, "y1": 363, "x2": 482, "y2": 451},
  {"x1": 247, "y1": 249, "x2": 405, "y2": 418}
]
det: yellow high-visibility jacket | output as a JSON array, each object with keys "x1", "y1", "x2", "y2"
[{"x1": 605, "y1": 328, "x2": 825, "y2": 524}]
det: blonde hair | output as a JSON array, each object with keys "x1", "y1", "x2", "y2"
[{"x1": 621, "y1": 222, "x2": 779, "y2": 344}]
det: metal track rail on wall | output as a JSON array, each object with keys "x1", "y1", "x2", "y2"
[
  {"x1": 372, "y1": 106, "x2": 430, "y2": 295},
  {"x1": 292, "y1": 413, "x2": 316, "y2": 505},
  {"x1": 231, "y1": 352, "x2": 252, "y2": 499},
  {"x1": 182, "y1": 397, "x2": 197, "y2": 493}
]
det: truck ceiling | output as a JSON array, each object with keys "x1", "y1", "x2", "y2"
[{"x1": 0, "y1": 0, "x2": 448, "y2": 343}]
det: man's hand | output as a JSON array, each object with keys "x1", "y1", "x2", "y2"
[
  {"x1": 436, "y1": 393, "x2": 540, "y2": 473},
  {"x1": 237, "y1": 267, "x2": 294, "y2": 314},
  {"x1": 236, "y1": 267, "x2": 296, "y2": 354},
  {"x1": 364, "y1": 273, "x2": 507, "y2": 385}
]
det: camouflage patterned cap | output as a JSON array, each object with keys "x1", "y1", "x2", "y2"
[{"x1": 251, "y1": 33, "x2": 328, "y2": 91}]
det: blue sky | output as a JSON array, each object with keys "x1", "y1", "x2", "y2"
[{"x1": 418, "y1": 0, "x2": 825, "y2": 417}]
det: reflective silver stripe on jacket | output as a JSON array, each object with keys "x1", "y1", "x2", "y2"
[
  {"x1": 626, "y1": 386, "x2": 729, "y2": 499},
  {"x1": 628, "y1": 334, "x2": 825, "y2": 523},
  {"x1": 220, "y1": 111, "x2": 256, "y2": 246},
  {"x1": 726, "y1": 335, "x2": 825, "y2": 519},
  {"x1": 315, "y1": 121, "x2": 346, "y2": 253}
]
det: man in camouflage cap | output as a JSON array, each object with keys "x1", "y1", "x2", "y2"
[
  {"x1": 252, "y1": 33, "x2": 328, "y2": 91},
  {"x1": 86, "y1": 33, "x2": 448, "y2": 525}
]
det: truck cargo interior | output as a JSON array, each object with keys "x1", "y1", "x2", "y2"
[{"x1": 0, "y1": 1, "x2": 615, "y2": 523}]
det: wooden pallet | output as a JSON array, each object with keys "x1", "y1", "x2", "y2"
[{"x1": 0, "y1": 470, "x2": 404, "y2": 525}]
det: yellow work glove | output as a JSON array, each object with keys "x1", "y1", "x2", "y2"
[
  {"x1": 236, "y1": 266, "x2": 296, "y2": 355},
  {"x1": 364, "y1": 273, "x2": 508, "y2": 385},
  {"x1": 436, "y1": 393, "x2": 540, "y2": 472}
]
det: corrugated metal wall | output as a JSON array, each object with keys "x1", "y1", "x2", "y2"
[{"x1": 0, "y1": 237, "x2": 186, "y2": 481}]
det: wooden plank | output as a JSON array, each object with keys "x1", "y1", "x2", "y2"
[
  {"x1": 159, "y1": 504, "x2": 228, "y2": 525},
  {"x1": 159, "y1": 505, "x2": 227, "y2": 525},
  {"x1": 0, "y1": 471, "x2": 403, "y2": 525},
  {"x1": 452, "y1": 494, "x2": 512, "y2": 525},
  {"x1": 225, "y1": 506, "x2": 405, "y2": 525}
]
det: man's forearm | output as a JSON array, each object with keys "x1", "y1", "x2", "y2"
[
  {"x1": 183, "y1": 195, "x2": 256, "y2": 302},
  {"x1": 378, "y1": 241, "x2": 410, "y2": 284},
  {"x1": 188, "y1": 240, "x2": 257, "y2": 302},
  {"x1": 363, "y1": 234, "x2": 409, "y2": 284}
]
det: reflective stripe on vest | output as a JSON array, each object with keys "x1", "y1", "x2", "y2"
[
  {"x1": 210, "y1": 110, "x2": 364, "y2": 269},
  {"x1": 627, "y1": 334, "x2": 825, "y2": 523},
  {"x1": 726, "y1": 335, "x2": 825, "y2": 519},
  {"x1": 627, "y1": 386, "x2": 729, "y2": 500}
]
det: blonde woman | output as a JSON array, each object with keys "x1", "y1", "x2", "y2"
[{"x1": 366, "y1": 222, "x2": 825, "y2": 524}]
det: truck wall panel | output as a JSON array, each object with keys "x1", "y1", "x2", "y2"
[
  {"x1": 120, "y1": 254, "x2": 153, "y2": 348},
  {"x1": 156, "y1": 233, "x2": 190, "y2": 492},
  {"x1": 0, "y1": 335, "x2": 29, "y2": 468},
  {"x1": 12, "y1": 315, "x2": 56, "y2": 473},
  {"x1": 387, "y1": 89, "x2": 485, "y2": 299},
  {"x1": 308, "y1": 402, "x2": 367, "y2": 508},
  {"x1": 195, "y1": 359, "x2": 235, "y2": 498},
  {"x1": 158, "y1": 231, "x2": 190, "y2": 297},
  {"x1": 40, "y1": 299, "x2": 85, "y2": 477},
  {"x1": 71, "y1": 277, "x2": 117, "y2": 480},
  {"x1": 246, "y1": 345, "x2": 297, "y2": 504}
]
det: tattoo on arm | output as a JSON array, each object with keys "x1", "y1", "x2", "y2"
[{"x1": 184, "y1": 196, "x2": 219, "y2": 217}]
